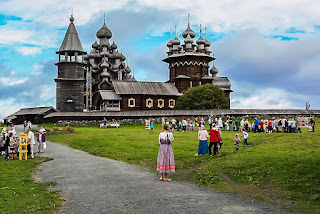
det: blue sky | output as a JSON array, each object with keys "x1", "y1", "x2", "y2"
[{"x1": 1, "y1": 0, "x2": 320, "y2": 119}]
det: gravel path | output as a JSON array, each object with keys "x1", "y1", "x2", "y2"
[{"x1": 33, "y1": 140, "x2": 287, "y2": 214}]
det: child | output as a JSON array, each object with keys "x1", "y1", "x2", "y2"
[
  {"x1": 242, "y1": 128, "x2": 254, "y2": 149},
  {"x1": 150, "y1": 121, "x2": 154, "y2": 130},
  {"x1": 234, "y1": 133, "x2": 240, "y2": 152}
]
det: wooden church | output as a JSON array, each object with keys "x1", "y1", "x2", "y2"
[{"x1": 55, "y1": 15, "x2": 232, "y2": 112}]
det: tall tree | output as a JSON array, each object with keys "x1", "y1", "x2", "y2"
[{"x1": 174, "y1": 84, "x2": 229, "y2": 110}]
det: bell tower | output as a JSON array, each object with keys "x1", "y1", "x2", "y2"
[{"x1": 55, "y1": 15, "x2": 87, "y2": 112}]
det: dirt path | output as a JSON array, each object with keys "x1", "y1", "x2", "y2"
[{"x1": 33, "y1": 140, "x2": 287, "y2": 214}]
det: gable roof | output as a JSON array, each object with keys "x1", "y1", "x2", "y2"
[
  {"x1": 4, "y1": 106, "x2": 56, "y2": 120},
  {"x1": 100, "y1": 90, "x2": 122, "y2": 100},
  {"x1": 113, "y1": 81, "x2": 182, "y2": 96}
]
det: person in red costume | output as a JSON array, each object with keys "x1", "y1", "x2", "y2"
[{"x1": 208, "y1": 124, "x2": 222, "y2": 156}]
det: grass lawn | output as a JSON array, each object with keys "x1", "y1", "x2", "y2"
[
  {"x1": 0, "y1": 157, "x2": 62, "y2": 214},
  {"x1": 46, "y1": 123, "x2": 320, "y2": 213}
]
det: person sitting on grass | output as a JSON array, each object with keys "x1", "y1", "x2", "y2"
[
  {"x1": 234, "y1": 133, "x2": 240, "y2": 153},
  {"x1": 157, "y1": 124, "x2": 175, "y2": 181},
  {"x1": 242, "y1": 128, "x2": 254, "y2": 150},
  {"x1": 195, "y1": 125, "x2": 209, "y2": 156}
]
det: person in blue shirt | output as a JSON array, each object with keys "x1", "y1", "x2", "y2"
[
  {"x1": 235, "y1": 119, "x2": 239, "y2": 131},
  {"x1": 254, "y1": 118, "x2": 259, "y2": 133}
]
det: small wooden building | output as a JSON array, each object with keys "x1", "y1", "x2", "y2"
[{"x1": 4, "y1": 107, "x2": 56, "y2": 124}]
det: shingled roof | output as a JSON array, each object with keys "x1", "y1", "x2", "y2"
[
  {"x1": 4, "y1": 107, "x2": 56, "y2": 120},
  {"x1": 113, "y1": 81, "x2": 182, "y2": 96},
  {"x1": 58, "y1": 16, "x2": 84, "y2": 53},
  {"x1": 44, "y1": 109, "x2": 320, "y2": 119},
  {"x1": 100, "y1": 90, "x2": 122, "y2": 100}
]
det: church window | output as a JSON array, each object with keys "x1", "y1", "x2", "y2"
[
  {"x1": 169, "y1": 99, "x2": 175, "y2": 108},
  {"x1": 157, "y1": 98, "x2": 164, "y2": 108},
  {"x1": 146, "y1": 98, "x2": 153, "y2": 108},
  {"x1": 65, "y1": 96, "x2": 74, "y2": 103},
  {"x1": 128, "y1": 98, "x2": 135, "y2": 107}
]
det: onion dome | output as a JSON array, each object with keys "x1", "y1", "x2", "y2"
[
  {"x1": 182, "y1": 24, "x2": 196, "y2": 38},
  {"x1": 120, "y1": 52, "x2": 126, "y2": 61},
  {"x1": 111, "y1": 41, "x2": 117, "y2": 49},
  {"x1": 113, "y1": 51, "x2": 122, "y2": 59},
  {"x1": 204, "y1": 39, "x2": 211, "y2": 47},
  {"x1": 112, "y1": 63, "x2": 120, "y2": 70},
  {"x1": 96, "y1": 22, "x2": 112, "y2": 39},
  {"x1": 184, "y1": 34, "x2": 193, "y2": 44},
  {"x1": 182, "y1": 14, "x2": 196, "y2": 38},
  {"x1": 100, "y1": 57, "x2": 109, "y2": 69},
  {"x1": 167, "y1": 28, "x2": 174, "y2": 48},
  {"x1": 196, "y1": 36, "x2": 205, "y2": 45},
  {"x1": 125, "y1": 65, "x2": 131, "y2": 73},
  {"x1": 171, "y1": 37, "x2": 180, "y2": 45},
  {"x1": 69, "y1": 15, "x2": 74, "y2": 22},
  {"x1": 92, "y1": 41, "x2": 99, "y2": 49},
  {"x1": 100, "y1": 69, "x2": 111, "y2": 78},
  {"x1": 210, "y1": 63, "x2": 219, "y2": 76}
]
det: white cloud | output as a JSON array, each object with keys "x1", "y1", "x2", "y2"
[
  {"x1": 29, "y1": 63, "x2": 44, "y2": 75},
  {"x1": 0, "y1": 71, "x2": 29, "y2": 86},
  {"x1": 214, "y1": 29, "x2": 320, "y2": 96},
  {"x1": 1, "y1": 0, "x2": 130, "y2": 27},
  {"x1": 1, "y1": 0, "x2": 320, "y2": 36},
  {"x1": 231, "y1": 88, "x2": 301, "y2": 109},
  {"x1": 39, "y1": 84, "x2": 55, "y2": 102},
  {"x1": 136, "y1": 0, "x2": 320, "y2": 35},
  {"x1": 0, "y1": 98, "x2": 26, "y2": 120},
  {"x1": 0, "y1": 28, "x2": 36, "y2": 45},
  {"x1": 16, "y1": 46, "x2": 41, "y2": 55},
  {"x1": 32, "y1": 63, "x2": 44, "y2": 70},
  {"x1": 0, "y1": 24, "x2": 58, "y2": 48}
]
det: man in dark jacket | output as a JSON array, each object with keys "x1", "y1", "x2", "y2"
[{"x1": 4, "y1": 130, "x2": 10, "y2": 161}]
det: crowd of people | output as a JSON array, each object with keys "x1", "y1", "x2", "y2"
[
  {"x1": 224, "y1": 117, "x2": 316, "y2": 134},
  {"x1": 156, "y1": 116, "x2": 316, "y2": 181},
  {"x1": 0, "y1": 124, "x2": 46, "y2": 161}
]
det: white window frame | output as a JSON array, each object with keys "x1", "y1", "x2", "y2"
[
  {"x1": 157, "y1": 98, "x2": 165, "y2": 108},
  {"x1": 169, "y1": 99, "x2": 175, "y2": 108},
  {"x1": 146, "y1": 98, "x2": 153, "y2": 108},
  {"x1": 128, "y1": 98, "x2": 135, "y2": 107}
]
